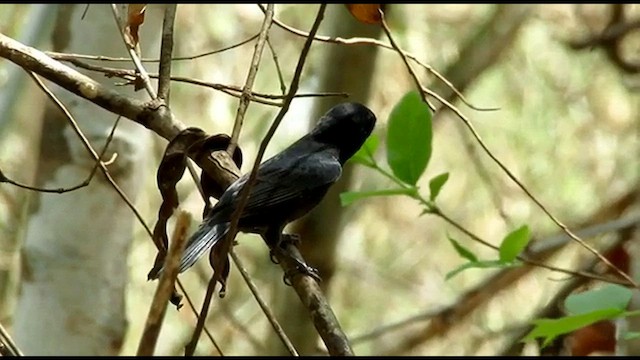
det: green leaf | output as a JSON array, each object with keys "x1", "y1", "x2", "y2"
[
  {"x1": 386, "y1": 91, "x2": 432, "y2": 186},
  {"x1": 340, "y1": 188, "x2": 415, "y2": 206},
  {"x1": 429, "y1": 172, "x2": 449, "y2": 201},
  {"x1": 498, "y1": 225, "x2": 530, "y2": 263},
  {"x1": 564, "y1": 284, "x2": 633, "y2": 315},
  {"x1": 350, "y1": 133, "x2": 380, "y2": 167},
  {"x1": 623, "y1": 331, "x2": 640, "y2": 340},
  {"x1": 445, "y1": 259, "x2": 518, "y2": 280},
  {"x1": 447, "y1": 236, "x2": 477, "y2": 262},
  {"x1": 523, "y1": 308, "x2": 623, "y2": 348}
]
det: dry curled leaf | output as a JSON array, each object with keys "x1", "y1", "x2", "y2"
[
  {"x1": 147, "y1": 129, "x2": 243, "y2": 301},
  {"x1": 126, "y1": 4, "x2": 147, "y2": 48},
  {"x1": 148, "y1": 127, "x2": 208, "y2": 281},
  {"x1": 345, "y1": 4, "x2": 382, "y2": 25}
]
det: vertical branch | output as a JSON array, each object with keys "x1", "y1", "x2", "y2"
[
  {"x1": 226, "y1": 3, "x2": 274, "y2": 156},
  {"x1": 232, "y1": 4, "x2": 354, "y2": 355},
  {"x1": 157, "y1": 4, "x2": 177, "y2": 101}
]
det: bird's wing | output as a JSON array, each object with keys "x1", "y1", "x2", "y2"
[{"x1": 210, "y1": 146, "x2": 342, "y2": 223}]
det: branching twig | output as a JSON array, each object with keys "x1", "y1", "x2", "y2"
[
  {"x1": 379, "y1": 8, "x2": 637, "y2": 289},
  {"x1": 55, "y1": 57, "x2": 346, "y2": 106},
  {"x1": 258, "y1": 4, "x2": 496, "y2": 112},
  {"x1": 226, "y1": 4, "x2": 353, "y2": 356},
  {"x1": 0, "y1": 33, "x2": 183, "y2": 140},
  {"x1": 110, "y1": 4, "x2": 157, "y2": 98},
  {"x1": 183, "y1": 5, "x2": 278, "y2": 354}
]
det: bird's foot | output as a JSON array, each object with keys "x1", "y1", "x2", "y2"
[
  {"x1": 269, "y1": 249, "x2": 280, "y2": 264},
  {"x1": 269, "y1": 233, "x2": 300, "y2": 265},
  {"x1": 280, "y1": 233, "x2": 301, "y2": 246}
]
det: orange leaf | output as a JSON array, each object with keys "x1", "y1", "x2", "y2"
[
  {"x1": 345, "y1": 4, "x2": 382, "y2": 25},
  {"x1": 126, "y1": 4, "x2": 147, "y2": 47}
]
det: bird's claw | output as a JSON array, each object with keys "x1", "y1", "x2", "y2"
[{"x1": 269, "y1": 249, "x2": 281, "y2": 264}]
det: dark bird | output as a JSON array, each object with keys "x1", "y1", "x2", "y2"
[{"x1": 149, "y1": 102, "x2": 376, "y2": 280}]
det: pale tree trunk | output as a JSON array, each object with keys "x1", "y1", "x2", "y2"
[
  {"x1": 266, "y1": 4, "x2": 383, "y2": 355},
  {"x1": 0, "y1": 4, "x2": 54, "y2": 324},
  {"x1": 13, "y1": 4, "x2": 163, "y2": 355}
]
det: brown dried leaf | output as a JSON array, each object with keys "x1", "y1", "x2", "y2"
[
  {"x1": 126, "y1": 4, "x2": 147, "y2": 48},
  {"x1": 345, "y1": 4, "x2": 382, "y2": 25},
  {"x1": 147, "y1": 129, "x2": 243, "y2": 290},
  {"x1": 147, "y1": 127, "x2": 208, "y2": 280}
]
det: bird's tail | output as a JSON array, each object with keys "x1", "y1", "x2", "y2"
[
  {"x1": 178, "y1": 222, "x2": 230, "y2": 273},
  {"x1": 149, "y1": 221, "x2": 230, "y2": 279}
]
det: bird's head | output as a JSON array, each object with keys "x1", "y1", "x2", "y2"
[{"x1": 311, "y1": 102, "x2": 377, "y2": 164}]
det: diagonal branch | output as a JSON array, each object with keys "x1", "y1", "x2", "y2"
[
  {"x1": 0, "y1": 33, "x2": 182, "y2": 140},
  {"x1": 227, "y1": 3, "x2": 274, "y2": 157}
]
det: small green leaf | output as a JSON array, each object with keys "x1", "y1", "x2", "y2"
[
  {"x1": 386, "y1": 91, "x2": 432, "y2": 186},
  {"x1": 429, "y1": 172, "x2": 449, "y2": 201},
  {"x1": 523, "y1": 308, "x2": 623, "y2": 348},
  {"x1": 340, "y1": 188, "x2": 415, "y2": 206},
  {"x1": 350, "y1": 133, "x2": 380, "y2": 167},
  {"x1": 565, "y1": 284, "x2": 633, "y2": 315},
  {"x1": 498, "y1": 225, "x2": 530, "y2": 263},
  {"x1": 445, "y1": 259, "x2": 518, "y2": 280},
  {"x1": 623, "y1": 331, "x2": 640, "y2": 340},
  {"x1": 447, "y1": 236, "x2": 477, "y2": 262}
]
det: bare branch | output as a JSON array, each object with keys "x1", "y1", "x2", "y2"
[
  {"x1": 110, "y1": 4, "x2": 157, "y2": 98},
  {"x1": 0, "y1": 320, "x2": 22, "y2": 356},
  {"x1": 45, "y1": 32, "x2": 260, "y2": 63},
  {"x1": 259, "y1": 4, "x2": 495, "y2": 112},
  {"x1": 230, "y1": 250, "x2": 298, "y2": 355},
  {"x1": 157, "y1": 4, "x2": 177, "y2": 101},
  {"x1": 0, "y1": 33, "x2": 183, "y2": 140}
]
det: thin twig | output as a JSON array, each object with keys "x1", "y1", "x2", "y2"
[
  {"x1": 56, "y1": 57, "x2": 347, "y2": 106},
  {"x1": 157, "y1": 4, "x2": 177, "y2": 101},
  {"x1": 258, "y1": 4, "x2": 496, "y2": 112},
  {"x1": 426, "y1": 93, "x2": 637, "y2": 287},
  {"x1": 184, "y1": 4, "x2": 300, "y2": 354},
  {"x1": 227, "y1": 3, "x2": 274, "y2": 157},
  {"x1": 454, "y1": 122, "x2": 512, "y2": 226},
  {"x1": 351, "y1": 308, "x2": 442, "y2": 345},
  {"x1": 109, "y1": 5, "x2": 226, "y2": 351},
  {"x1": 0, "y1": 320, "x2": 23, "y2": 356},
  {"x1": 137, "y1": 210, "x2": 190, "y2": 356},
  {"x1": 379, "y1": 9, "x2": 637, "y2": 288},
  {"x1": 267, "y1": 35, "x2": 287, "y2": 95},
  {"x1": 44, "y1": 32, "x2": 260, "y2": 62},
  {"x1": 186, "y1": 141, "x2": 297, "y2": 354},
  {"x1": 110, "y1": 4, "x2": 157, "y2": 98},
  {"x1": 230, "y1": 250, "x2": 299, "y2": 355},
  {"x1": 435, "y1": 210, "x2": 631, "y2": 285},
  {"x1": 233, "y1": 4, "x2": 353, "y2": 355},
  {"x1": 185, "y1": 276, "x2": 218, "y2": 356}
]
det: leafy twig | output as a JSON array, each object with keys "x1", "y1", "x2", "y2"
[{"x1": 379, "y1": 8, "x2": 637, "y2": 288}]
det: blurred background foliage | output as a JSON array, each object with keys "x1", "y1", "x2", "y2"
[{"x1": 0, "y1": 3, "x2": 638, "y2": 356}]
